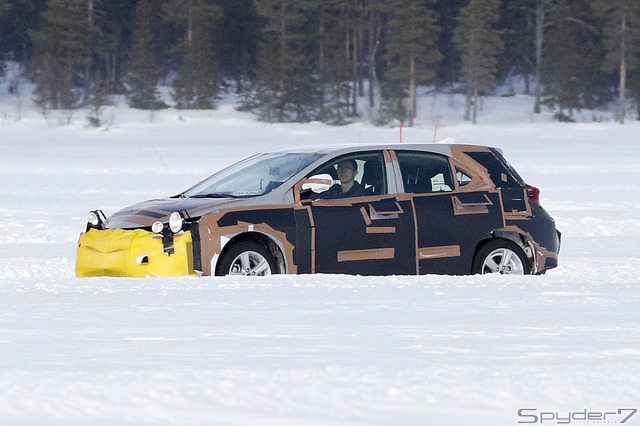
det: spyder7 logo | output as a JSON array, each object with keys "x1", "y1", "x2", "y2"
[{"x1": 517, "y1": 408, "x2": 637, "y2": 424}]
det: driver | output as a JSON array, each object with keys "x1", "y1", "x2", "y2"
[{"x1": 315, "y1": 159, "x2": 367, "y2": 199}]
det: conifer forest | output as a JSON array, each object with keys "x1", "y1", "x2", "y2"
[{"x1": 1, "y1": 0, "x2": 639, "y2": 125}]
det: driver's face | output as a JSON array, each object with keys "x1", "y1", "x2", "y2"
[{"x1": 337, "y1": 161, "x2": 356, "y2": 183}]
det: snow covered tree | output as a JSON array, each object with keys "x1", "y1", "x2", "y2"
[
  {"x1": 384, "y1": 0, "x2": 441, "y2": 126},
  {"x1": 453, "y1": 0, "x2": 503, "y2": 124},
  {"x1": 163, "y1": 0, "x2": 223, "y2": 109}
]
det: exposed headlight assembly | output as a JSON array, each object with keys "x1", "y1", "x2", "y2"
[
  {"x1": 151, "y1": 221, "x2": 164, "y2": 234},
  {"x1": 169, "y1": 211, "x2": 185, "y2": 234},
  {"x1": 86, "y1": 209, "x2": 107, "y2": 231}
]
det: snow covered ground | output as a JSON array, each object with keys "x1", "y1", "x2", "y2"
[{"x1": 1, "y1": 91, "x2": 639, "y2": 425}]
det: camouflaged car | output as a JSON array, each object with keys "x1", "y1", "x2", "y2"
[{"x1": 76, "y1": 143, "x2": 560, "y2": 277}]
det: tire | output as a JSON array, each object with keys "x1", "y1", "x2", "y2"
[
  {"x1": 472, "y1": 239, "x2": 531, "y2": 275},
  {"x1": 216, "y1": 241, "x2": 279, "y2": 276}
]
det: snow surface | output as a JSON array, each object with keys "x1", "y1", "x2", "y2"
[{"x1": 1, "y1": 90, "x2": 640, "y2": 425}]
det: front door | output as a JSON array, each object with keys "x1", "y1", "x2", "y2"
[
  {"x1": 296, "y1": 151, "x2": 416, "y2": 275},
  {"x1": 311, "y1": 196, "x2": 416, "y2": 275}
]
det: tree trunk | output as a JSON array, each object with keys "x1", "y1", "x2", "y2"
[
  {"x1": 357, "y1": 24, "x2": 364, "y2": 97},
  {"x1": 464, "y1": 81, "x2": 472, "y2": 121},
  {"x1": 368, "y1": 5, "x2": 380, "y2": 110},
  {"x1": 408, "y1": 56, "x2": 416, "y2": 127},
  {"x1": 472, "y1": 83, "x2": 478, "y2": 125},
  {"x1": 277, "y1": 0, "x2": 287, "y2": 122},
  {"x1": 533, "y1": 0, "x2": 545, "y2": 114},
  {"x1": 368, "y1": 8, "x2": 375, "y2": 109},
  {"x1": 187, "y1": 1, "x2": 193, "y2": 44},
  {"x1": 318, "y1": 5, "x2": 326, "y2": 112},
  {"x1": 351, "y1": 31, "x2": 358, "y2": 116},
  {"x1": 83, "y1": 0, "x2": 95, "y2": 104},
  {"x1": 279, "y1": 0, "x2": 286, "y2": 93},
  {"x1": 619, "y1": 13, "x2": 627, "y2": 124}
]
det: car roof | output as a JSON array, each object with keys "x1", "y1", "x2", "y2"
[{"x1": 269, "y1": 142, "x2": 493, "y2": 158}]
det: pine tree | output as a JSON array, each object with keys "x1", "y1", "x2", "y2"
[
  {"x1": 498, "y1": 0, "x2": 553, "y2": 111},
  {"x1": 315, "y1": 0, "x2": 360, "y2": 124},
  {"x1": 499, "y1": 0, "x2": 535, "y2": 93},
  {"x1": 338, "y1": 0, "x2": 365, "y2": 117},
  {"x1": 542, "y1": 0, "x2": 600, "y2": 121},
  {"x1": 453, "y1": 0, "x2": 503, "y2": 124},
  {"x1": 433, "y1": 0, "x2": 466, "y2": 86},
  {"x1": 29, "y1": 0, "x2": 95, "y2": 111},
  {"x1": 91, "y1": 0, "x2": 138, "y2": 95},
  {"x1": 0, "y1": 0, "x2": 47, "y2": 70},
  {"x1": 365, "y1": 0, "x2": 385, "y2": 110},
  {"x1": 0, "y1": 0, "x2": 10, "y2": 73},
  {"x1": 86, "y1": 76, "x2": 105, "y2": 127},
  {"x1": 253, "y1": 0, "x2": 319, "y2": 122},
  {"x1": 592, "y1": 0, "x2": 640, "y2": 123},
  {"x1": 532, "y1": 0, "x2": 553, "y2": 113},
  {"x1": 628, "y1": 69, "x2": 640, "y2": 120},
  {"x1": 123, "y1": 0, "x2": 166, "y2": 110},
  {"x1": 384, "y1": 0, "x2": 441, "y2": 126},
  {"x1": 216, "y1": 0, "x2": 259, "y2": 92},
  {"x1": 164, "y1": 0, "x2": 223, "y2": 109}
]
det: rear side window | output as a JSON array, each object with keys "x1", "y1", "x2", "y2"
[{"x1": 396, "y1": 151, "x2": 454, "y2": 193}]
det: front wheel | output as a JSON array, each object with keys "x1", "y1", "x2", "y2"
[
  {"x1": 216, "y1": 241, "x2": 279, "y2": 276},
  {"x1": 472, "y1": 239, "x2": 531, "y2": 275}
]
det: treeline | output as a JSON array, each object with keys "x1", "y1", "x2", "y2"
[{"x1": 0, "y1": 0, "x2": 639, "y2": 125}]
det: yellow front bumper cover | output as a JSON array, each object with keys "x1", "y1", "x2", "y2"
[{"x1": 76, "y1": 228, "x2": 198, "y2": 277}]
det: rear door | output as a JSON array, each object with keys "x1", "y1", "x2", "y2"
[{"x1": 393, "y1": 150, "x2": 504, "y2": 275}]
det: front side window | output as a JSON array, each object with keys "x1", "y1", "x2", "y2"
[
  {"x1": 396, "y1": 151, "x2": 454, "y2": 194},
  {"x1": 308, "y1": 151, "x2": 387, "y2": 199},
  {"x1": 183, "y1": 152, "x2": 324, "y2": 198}
]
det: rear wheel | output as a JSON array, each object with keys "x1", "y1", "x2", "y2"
[
  {"x1": 472, "y1": 239, "x2": 531, "y2": 275},
  {"x1": 216, "y1": 241, "x2": 278, "y2": 276}
]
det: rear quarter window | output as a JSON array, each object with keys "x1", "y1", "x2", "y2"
[{"x1": 464, "y1": 149, "x2": 525, "y2": 188}]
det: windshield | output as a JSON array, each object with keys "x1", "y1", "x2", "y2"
[{"x1": 183, "y1": 152, "x2": 324, "y2": 198}]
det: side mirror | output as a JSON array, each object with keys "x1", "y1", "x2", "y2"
[{"x1": 301, "y1": 174, "x2": 333, "y2": 194}]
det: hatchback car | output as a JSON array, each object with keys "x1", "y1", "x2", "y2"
[{"x1": 76, "y1": 143, "x2": 560, "y2": 277}]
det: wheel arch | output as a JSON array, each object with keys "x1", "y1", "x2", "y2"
[
  {"x1": 214, "y1": 231, "x2": 287, "y2": 275},
  {"x1": 472, "y1": 229, "x2": 536, "y2": 273}
]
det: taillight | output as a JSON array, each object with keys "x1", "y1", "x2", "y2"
[{"x1": 527, "y1": 184, "x2": 540, "y2": 205}]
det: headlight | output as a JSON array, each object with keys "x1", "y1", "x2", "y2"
[
  {"x1": 169, "y1": 211, "x2": 184, "y2": 234},
  {"x1": 151, "y1": 221, "x2": 164, "y2": 234},
  {"x1": 87, "y1": 211, "x2": 100, "y2": 226},
  {"x1": 86, "y1": 209, "x2": 107, "y2": 231}
]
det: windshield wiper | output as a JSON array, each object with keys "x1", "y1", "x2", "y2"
[{"x1": 188, "y1": 193, "x2": 236, "y2": 199}]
